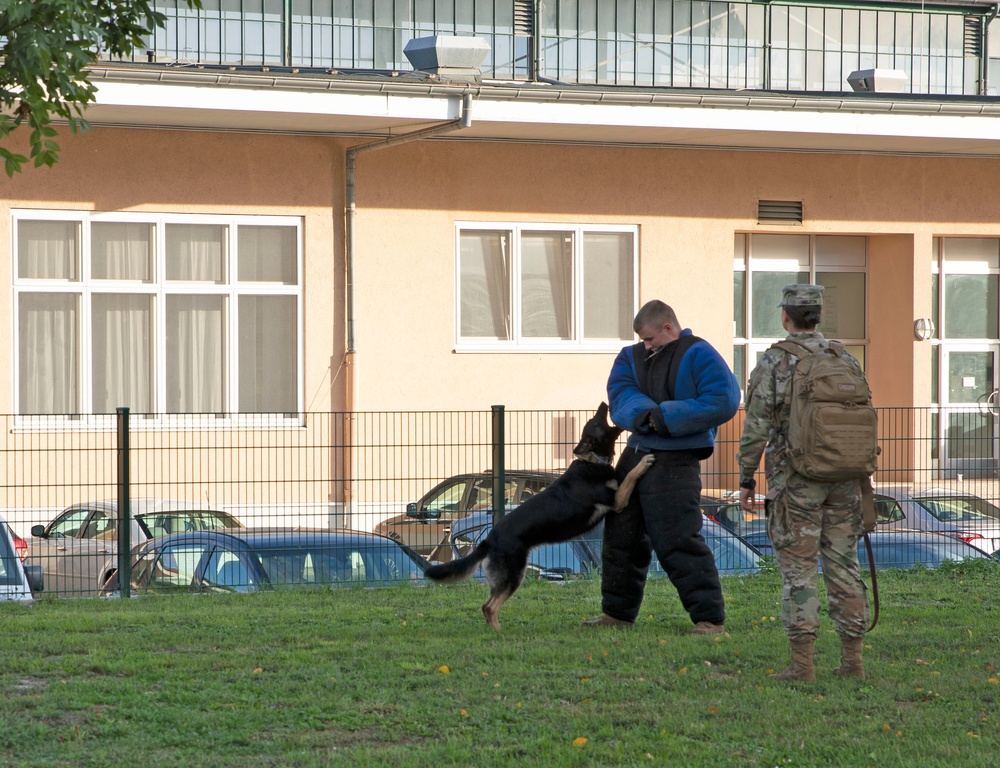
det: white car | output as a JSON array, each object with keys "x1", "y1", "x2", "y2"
[
  {"x1": 0, "y1": 513, "x2": 43, "y2": 602},
  {"x1": 874, "y1": 486, "x2": 1000, "y2": 556},
  {"x1": 29, "y1": 500, "x2": 241, "y2": 597}
]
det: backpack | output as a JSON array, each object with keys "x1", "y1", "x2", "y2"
[{"x1": 770, "y1": 338, "x2": 879, "y2": 483}]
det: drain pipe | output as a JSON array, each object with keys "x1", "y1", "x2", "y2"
[
  {"x1": 983, "y1": 4, "x2": 999, "y2": 95},
  {"x1": 341, "y1": 92, "x2": 473, "y2": 519}
]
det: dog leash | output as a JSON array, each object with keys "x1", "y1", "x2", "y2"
[{"x1": 864, "y1": 532, "x2": 879, "y2": 633}]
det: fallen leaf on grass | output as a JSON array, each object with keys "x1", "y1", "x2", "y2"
[
  {"x1": 438, "y1": 665, "x2": 450, "y2": 674},
  {"x1": 253, "y1": 667, "x2": 263, "y2": 674},
  {"x1": 573, "y1": 737, "x2": 587, "y2": 747}
]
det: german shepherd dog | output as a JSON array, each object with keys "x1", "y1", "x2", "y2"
[{"x1": 424, "y1": 402, "x2": 655, "y2": 629}]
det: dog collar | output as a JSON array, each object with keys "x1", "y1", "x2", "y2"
[{"x1": 576, "y1": 452, "x2": 612, "y2": 466}]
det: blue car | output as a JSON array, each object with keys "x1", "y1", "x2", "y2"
[
  {"x1": 445, "y1": 511, "x2": 763, "y2": 579},
  {"x1": 740, "y1": 529, "x2": 993, "y2": 569},
  {"x1": 105, "y1": 528, "x2": 427, "y2": 594}
]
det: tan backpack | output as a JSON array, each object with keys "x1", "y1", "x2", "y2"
[{"x1": 771, "y1": 339, "x2": 879, "y2": 483}]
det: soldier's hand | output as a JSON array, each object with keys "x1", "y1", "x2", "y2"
[{"x1": 739, "y1": 487, "x2": 756, "y2": 513}]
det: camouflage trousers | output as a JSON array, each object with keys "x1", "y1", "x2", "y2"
[{"x1": 768, "y1": 474, "x2": 869, "y2": 641}]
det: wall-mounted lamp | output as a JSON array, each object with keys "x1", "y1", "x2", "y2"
[{"x1": 914, "y1": 318, "x2": 935, "y2": 341}]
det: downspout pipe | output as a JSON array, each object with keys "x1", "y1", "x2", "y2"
[
  {"x1": 983, "y1": 4, "x2": 999, "y2": 96},
  {"x1": 345, "y1": 92, "x2": 472, "y2": 354},
  {"x1": 340, "y1": 91, "x2": 472, "y2": 517}
]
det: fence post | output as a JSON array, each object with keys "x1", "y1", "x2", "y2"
[
  {"x1": 117, "y1": 407, "x2": 131, "y2": 599},
  {"x1": 491, "y1": 405, "x2": 506, "y2": 525}
]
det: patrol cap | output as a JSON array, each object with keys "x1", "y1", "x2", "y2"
[{"x1": 779, "y1": 284, "x2": 824, "y2": 308}]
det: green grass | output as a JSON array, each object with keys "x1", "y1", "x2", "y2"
[{"x1": 2, "y1": 562, "x2": 998, "y2": 767}]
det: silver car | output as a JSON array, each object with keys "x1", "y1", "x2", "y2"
[
  {"x1": 29, "y1": 500, "x2": 241, "y2": 597},
  {"x1": 0, "y1": 513, "x2": 43, "y2": 602},
  {"x1": 873, "y1": 486, "x2": 1000, "y2": 556}
]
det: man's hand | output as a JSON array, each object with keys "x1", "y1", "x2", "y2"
[{"x1": 739, "y1": 487, "x2": 756, "y2": 513}]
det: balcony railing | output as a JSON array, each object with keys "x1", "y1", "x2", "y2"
[{"x1": 103, "y1": 0, "x2": 996, "y2": 96}]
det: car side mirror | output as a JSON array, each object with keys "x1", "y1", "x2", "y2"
[
  {"x1": 30, "y1": 524, "x2": 45, "y2": 538},
  {"x1": 24, "y1": 564, "x2": 43, "y2": 593},
  {"x1": 406, "y1": 503, "x2": 441, "y2": 521},
  {"x1": 405, "y1": 503, "x2": 420, "y2": 518}
]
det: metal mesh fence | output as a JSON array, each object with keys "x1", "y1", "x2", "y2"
[{"x1": 2, "y1": 407, "x2": 998, "y2": 598}]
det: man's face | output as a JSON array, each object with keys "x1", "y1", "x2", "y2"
[{"x1": 637, "y1": 322, "x2": 675, "y2": 352}]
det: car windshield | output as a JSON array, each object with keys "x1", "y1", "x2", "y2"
[
  {"x1": 912, "y1": 495, "x2": 1000, "y2": 524},
  {"x1": 136, "y1": 510, "x2": 242, "y2": 538},
  {"x1": 252, "y1": 543, "x2": 422, "y2": 585}
]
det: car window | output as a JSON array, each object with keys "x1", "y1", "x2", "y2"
[
  {"x1": 147, "y1": 543, "x2": 208, "y2": 588},
  {"x1": 467, "y1": 478, "x2": 518, "y2": 510},
  {"x1": 874, "y1": 496, "x2": 905, "y2": 524},
  {"x1": 82, "y1": 511, "x2": 116, "y2": 540},
  {"x1": 421, "y1": 480, "x2": 471, "y2": 514},
  {"x1": 203, "y1": 549, "x2": 255, "y2": 591},
  {"x1": 136, "y1": 510, "x2": 241, "y2": 538},
  {"x1": 915, "y1": 496, "x2": 996, "y2": 523},
  {"x1": 46, "y1": 508, "x2": 93, "y2": 539},
  {"x1": 0, "y1": 531, "x2": 17, "y2": 585}
]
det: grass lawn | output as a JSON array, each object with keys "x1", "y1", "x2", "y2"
[{"x1": 1, "y1": 561, "x2": 998, "y2": 767}]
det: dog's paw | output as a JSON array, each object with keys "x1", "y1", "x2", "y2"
[{"x1": 637, "y1": 454, "x2": 656, "y2": 472}]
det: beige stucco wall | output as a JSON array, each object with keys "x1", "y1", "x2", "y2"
[
  {"x1": 4, "y1": 125, "x2": 1000, "y2": 417},
  {"x1": 0, "y1": 126, "x2": 346, "y2": 415}
]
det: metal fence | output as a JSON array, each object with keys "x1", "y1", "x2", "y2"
[{"x1": 2, "y1": 406, "x2": 998, "y2": 598}]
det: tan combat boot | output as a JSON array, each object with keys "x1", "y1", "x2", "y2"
[
  {"x1": 833, "y1": 636, "x2": 865, "y2": 679},
  {"x1": 768, "y1": 637, "x2": 816, "y2": 681}
]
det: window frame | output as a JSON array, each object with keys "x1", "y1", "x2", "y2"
[
  {"x1": 454, "y1": 221, "x2": 639, "y2": 352},
  {"x1": 11, "y1": 210, "x2": 304, "y2": 429},
  {"x1": 733, "y1": 232, "x2": 869, "y2": 394}
]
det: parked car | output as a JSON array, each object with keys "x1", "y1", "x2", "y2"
[
  {"x1": 105, "y1": 528, "x2": 426, "y2": 594},
  {"x1": 29, "y1": 500, "x2": 242, "y2": 597},
  {"x1": 374, "y1": 470, "x2": 560, "y2": 561},
  {"x1": 740, "y1": 528, "x2": 992, "y2": 569},
  {"x1": 7, "y1": 523, "x2": 28, "y2": 562},
  {"x1": 701, "y1": 492, "x2": 767, "y2": 538},
  {"x1": 0, "y1": 514, "x2": 43, "y2": 601},
  {"x1": 873, "y1": 486, "x2": 1000, "y2": 555},
  {"x1": 444, "y1": 512, "x2": 763, "y2": 579}
]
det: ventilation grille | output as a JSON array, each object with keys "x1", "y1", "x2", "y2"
[
  {"x1": 514, "y1": 0, "x2": 534, "y2": 35},
  {"x1": 758, "y1": 200, "x2": 803, "y2": 225},
  {"x1": 965, "y1": 16, "x2": 983, "y2": 58}
]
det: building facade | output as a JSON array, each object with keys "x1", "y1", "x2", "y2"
[{"x1": 5, "y1": 0, "x2": 1000, "y2": 506}]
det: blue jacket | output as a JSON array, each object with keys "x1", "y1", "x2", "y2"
[{"x1": 607, "y1": 329, "x2": 741, "y2": 453}]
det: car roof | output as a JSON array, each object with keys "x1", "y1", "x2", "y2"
[
  {"x1": 144, "y1": 527, "x2": 402, "y2": 548},
  {"x1": 65, "y1": 498, "x2": 224, "y2": 514}
]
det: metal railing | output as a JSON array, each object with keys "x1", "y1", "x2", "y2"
[
  {"x1": 3, "y1": 405, "x2": 998, "y2": 597},
  {"x1": 104, "y1": 0, "x2": 995, "y2": 96}
]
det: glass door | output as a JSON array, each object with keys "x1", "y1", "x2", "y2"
[{"x1": 940, "y1": 346, "x2": 999, "y2": 478}]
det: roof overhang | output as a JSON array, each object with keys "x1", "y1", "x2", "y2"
[{"x1": 86, "y1": 64, "x2": 1000, "y2": 158}]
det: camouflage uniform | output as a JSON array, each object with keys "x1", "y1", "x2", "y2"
[{"x1": 738, "y1": 290, "x2": 869, "y2": 643}]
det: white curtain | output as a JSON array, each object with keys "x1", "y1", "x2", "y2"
[
  {"x1": 238, "y1": 225, "x2": 297, "y2": 284},
  {"x1": 92, "y1": 295, "x2": 152, "y2": 413},
  {"x1": 92, "y1": 222, "x2": 153, "y2": 281},
  {"x1": 167, "y1": 295, "x2": 224, "y2": 413},
  {"x1": 164, "y1": 225, "x2": 226, "y2": 413},
  {"x1": 583, "y1": 232, "x2": 633, "y2": 340},
  {"x1": 239, "y1": 295, "x2": 297, "y2": 412},
  {"x1": 459, "y1": 231, "x2": 511, "y2": 339},
  {"x1": 19, "y1": 294, "x2": 78, "y2": 414},
  {"x1": 17, "y1": 220, "x2": 78, "y2": 280},
  {"x1": 521, "y1": 232, "x2": 572, "y2": 339},
  {"x1": 166, "y1": 224, "x2": 226, "y2": 282}
]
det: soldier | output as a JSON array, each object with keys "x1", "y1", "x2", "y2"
[{"x1": 738, "y1": 284, "x2": 869, "y2": 681}]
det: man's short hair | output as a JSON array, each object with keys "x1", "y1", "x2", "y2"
[
  {"x1": 784, "y1": 305, "x2": 822, "y2": 329},
  {"x1": 633, "y1": 300, "x2": 679, "y2": 333}
]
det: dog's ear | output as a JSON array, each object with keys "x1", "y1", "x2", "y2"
[{"x1": 597, "y1": 402, "x2": 609, "y2": 419}]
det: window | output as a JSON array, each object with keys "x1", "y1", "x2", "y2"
[
  {"x1": 733, "y1": 233, "x2": 867, "y2": 393},
  {"x1": 13, "y1": 212, "x2": 302, "y2": 421},
  {"x1": 457, "y1": 223, "x2": 637, "y2": 349}
]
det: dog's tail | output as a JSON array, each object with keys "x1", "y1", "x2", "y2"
[{"x1": 424, "y1": 541, "x2": 490, "y2": 583}]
